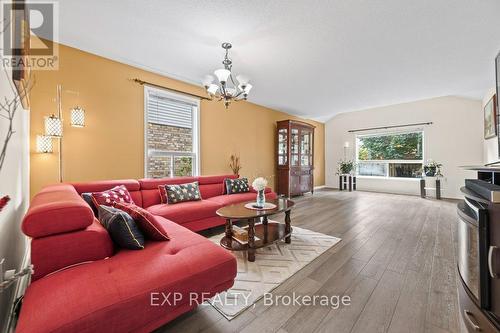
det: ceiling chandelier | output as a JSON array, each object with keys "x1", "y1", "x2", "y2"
[{"x1": 202, "y1": 42, "x2": 252, "y2": 109}]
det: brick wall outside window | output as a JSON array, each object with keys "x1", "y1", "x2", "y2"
[{"x1": 147, "y1": 123, "x2": 193, "y2": 178}]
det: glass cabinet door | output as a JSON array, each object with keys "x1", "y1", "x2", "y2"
[
  {"x1": 291, "y1": 128, "x2": 299, "y2": 166},
  {"x1": 278, "y1": 128, "x2": 288, "y2": 165},
  {"x1": 300, "y1": 130, "x2": 312, "y2": 166}
]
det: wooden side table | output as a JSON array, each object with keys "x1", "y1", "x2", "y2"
[
  {"x1": 420, "y1": 178, "x2": 441, "y2": 200},
  {"x1": 339, "y1": 174, "x2": 356, "y2": 191}
]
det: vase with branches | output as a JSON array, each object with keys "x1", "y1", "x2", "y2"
[{"x1": 229, "y1": 154, "x2": 241, "y2": 175}]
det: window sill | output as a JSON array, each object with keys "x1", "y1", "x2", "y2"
[{"x1": 356, "y1": 176, "x2": 420, "y2": 181}]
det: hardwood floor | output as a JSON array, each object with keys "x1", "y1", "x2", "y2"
[{"x1": 157, "y1": 189, "x2": 461, "y2": 333}]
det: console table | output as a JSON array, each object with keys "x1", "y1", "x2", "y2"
[
  {"x1": 420, "y1": 177, "x2": 441, "y2": 199},
  {"x1": 339, "y1": 174, "x2": 356, "y2": 191}
]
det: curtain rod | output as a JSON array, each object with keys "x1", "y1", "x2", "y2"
[
  {"x1": 131, "y1": 78, "x2": 211, "y2": 101},
  {"x1": 348, "y1": 122, "x2": 433, "y2": 133}
]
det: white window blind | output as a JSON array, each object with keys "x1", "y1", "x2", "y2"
[{"x1": 146, "y1": 90, "x2": 194, "y2": 128}]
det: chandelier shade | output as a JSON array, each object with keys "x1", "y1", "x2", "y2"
[
  {"x1": 214, "y1": 69, "x2": 231, "y2": 83},
  {"x1": 44, "y1": 115, "x2": 63, "y2": 137},
  {"x1": 203, "y1": 42, "x2": 252, "y2": 109},
  {"x1": 207, "y1": 84, "x2": 219, "y2": 95}
]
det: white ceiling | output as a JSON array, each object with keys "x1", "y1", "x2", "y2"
[{"x1": 49, "y1": 0, "x2": 500, "y2": 121}]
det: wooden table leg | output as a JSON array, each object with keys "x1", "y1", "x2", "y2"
[
  {"x1": 263, "y1": 216, "x2": 268, "y2": 243},
  {"x1": 248, "y1": 218, "x2": 256, "y2": 262},
  {"x1": 285, "y1": 210, "x2": 291, "y2": 244},
  {"x1": 225, "y1": 219, "x2": 232, "y2": 239}
]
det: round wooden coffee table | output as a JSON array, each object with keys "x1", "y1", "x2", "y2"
[{"x1": 216, "y1": 198, "x2": 295, "y2": 262}]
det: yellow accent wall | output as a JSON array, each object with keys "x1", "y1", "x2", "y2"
[{"x1": 30, "y1": 42, "x2": 325, "y2": 197}]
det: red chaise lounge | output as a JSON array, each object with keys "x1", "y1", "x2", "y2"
[{"x1": 16, "y1": 175, "x2": 276, "y2": 333}]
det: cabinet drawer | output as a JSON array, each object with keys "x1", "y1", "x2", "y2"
[
  {"x1": 459, "y1": 277, "x2": 499, "y2": 332},
  {"x1": 291, "y1": 169, "x2": 311, "y2": 176}
]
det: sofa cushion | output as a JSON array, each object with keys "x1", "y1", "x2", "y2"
[
  {"x1": 146, "y1": 200, "x2": 221, "y2": 224},
  {"x1": 224, "y1": 177, "x2": 250, "y2": 194},
  {"x1": 114, "y1": 202, "x2": 169, "y2": 241},
  {"x1": 17, "y1": 217, "x2": 237, "y2": 333},
  {"x1": 160, "y1": 181, "x2": 202, "y2": 204},
  {"x1": 22, "y1": 184, "x2": 94, "y2": 238},
  {"x1": 208, "y1": 190, "x2": 278, "y2": 206},
  {"x1": 139, "y1": 175, "x2": 237, "y2": 207},
  {"x1": 98, "y1": 206, "x2": 145, "y2": 250},
  {"x1": 91, "y1": 185, "x2": 135, "y2": 207},
  {"x1": 30, "y1": 219, "x2": 114, "y2": 281},
  {"x1": 198, "y1": 183, "x2": 224, "y2": 199}
]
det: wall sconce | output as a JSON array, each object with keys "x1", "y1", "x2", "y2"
[
  {"x1": 36, "y1": 135, "x2": 53, "y2": 153},
  {"x1": 44, "y1": 114, "x2": 63, "y2": 137},
  {"x1": 70, "y1": 106, "x2": 85, "y2": 127}
]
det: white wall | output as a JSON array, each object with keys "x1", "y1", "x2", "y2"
[
  {"x1": 483, "y1": 87, "x2": 498, "y2": 163},
  {"x1": 325, "y1": 96, "x2": 483, "y2": 199},
  {"x1": 0, "y1": 68, "x2": 30, "y2": 331}
]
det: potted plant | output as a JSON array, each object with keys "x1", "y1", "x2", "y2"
[
  {"x1": 337, "y1": 160, "x2": 356, "y2": 175},
  {"x1": 423, "y1": 159, "x2": 443, "y2": 177}
]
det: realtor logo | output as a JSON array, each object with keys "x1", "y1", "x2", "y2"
[{"x1": 1, "y1": 1, "x2": 59, "y2": 70}]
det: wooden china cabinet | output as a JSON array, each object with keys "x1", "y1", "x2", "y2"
[{"x1": 276, "y1": 120, "x2": 315, "y2": 197}]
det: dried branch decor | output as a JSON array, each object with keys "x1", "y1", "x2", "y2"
[
  {"x1": 229, "y1": 154, "x2": 242, "y2": 175},
  {"x1": 0, "y1": 17, "x2": 34, "y2": 212}
]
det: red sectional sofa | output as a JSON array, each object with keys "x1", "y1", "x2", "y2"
[{"x1": 17, "y1": 174, "x2": 277, "y2": 333}]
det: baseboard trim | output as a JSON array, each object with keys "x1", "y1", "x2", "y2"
[{"x1": 5, "y1": 237, "x2": 30, "y2": 333}]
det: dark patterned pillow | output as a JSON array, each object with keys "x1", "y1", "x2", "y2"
[
  {"x1": 159, "y1": 181, "x2": 202, "y2": 204},
  {"x1": 97, "y1": 205, "x2": 144, "y2": 250},
  {"x1": 225, "y1": 178, "x2": 250, "y2": 194},
  {"x1": 81, "y1": 192, "x2": 98, "y2": 216}
]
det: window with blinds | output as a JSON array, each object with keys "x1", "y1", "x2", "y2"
[{"x1": 144, "y1": 86, "x2": 199, "y2": 178}]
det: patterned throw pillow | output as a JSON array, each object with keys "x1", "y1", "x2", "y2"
[
  {"x1": 81, "y1": 192, "x2": 98, "y2": 216},
  {"x1": 225, "y1": 178, "x2": 250, "y2": 194},
  {"x1": 91, "y1": 185, "x2": 134, "y2": 207},
  {"x1": 97, "y1": 205, "x2": 144, "y2": 250},
  {"x1": 159, "y1": 181, "x2": 202, "y2": 204},
  {"x1": 113, "y1": 202, "x2": 169, "y2": 241}
]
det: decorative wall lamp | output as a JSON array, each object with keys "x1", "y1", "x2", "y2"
[
  {"x1": 36, "y1": 135, "x2": 53, "y2": 154},
  {"x1": 37, "y1": 85, "x2": 86, "y2": 182}
]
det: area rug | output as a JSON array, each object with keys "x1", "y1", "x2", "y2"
[{"x1": 207, "y1": 226, "x2": 341, "y2": 320}]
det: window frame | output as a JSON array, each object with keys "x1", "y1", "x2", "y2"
[
  {"x1": 143, "y1": 86, "x2": 200, "y2": 178},
  {"x1": 355, "y1": 129, "x2": 424, "y2": 180}
]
